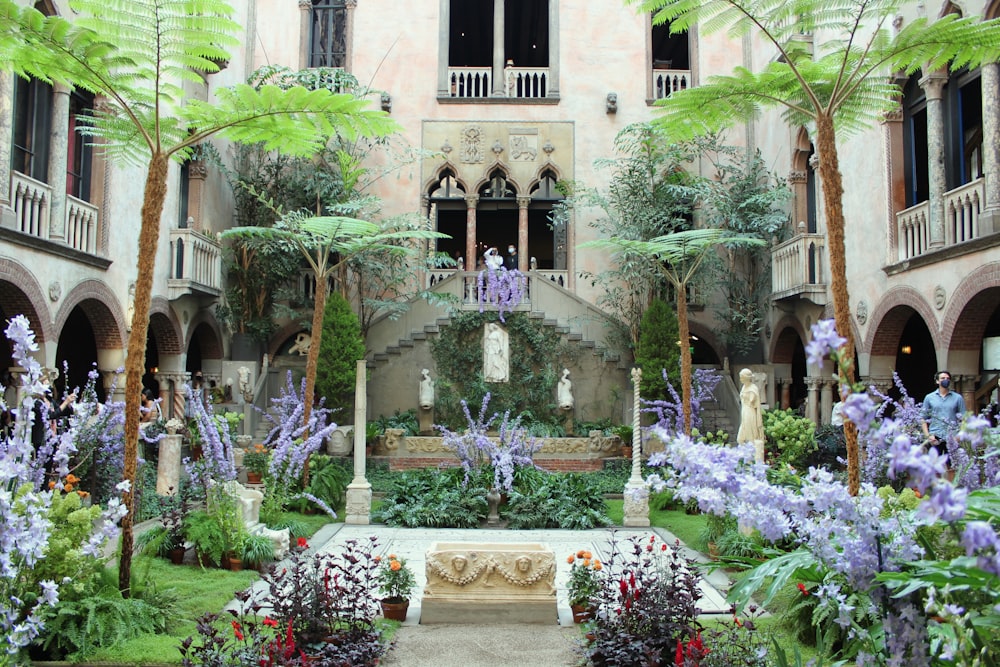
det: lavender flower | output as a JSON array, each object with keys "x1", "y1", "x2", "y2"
[
  {"x1": 477, "y1": 267, "x2": 526, "y2": 323},
  {"x1": 642, "y1": 367, "x2": 722, "y2": 436},
  {"x1": 805, "y1": 318, "x2": 846, "y2": 367}
]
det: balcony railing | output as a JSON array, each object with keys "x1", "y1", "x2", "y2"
[
  {"x1": 448, "y1": 67, "x2": 492, "y2": 98},
  {"x1": 446, "y1": 67, "x2": 550, "y2": 99},
  {"x1": 168, "y1": 227, "x2": 222, "y2": 298},
  {"x1": 10, "y1": 172, "x2": 101, "y2": 256},
  {"x1": 895, "y1": 177, "x2": 984, "y2": 261},
  {"x1": 652, "y1": 68, "x2": 690, "y2": 100},
  {"x1": 771, "y1": 232, "x2": 827, "y2": 304}
]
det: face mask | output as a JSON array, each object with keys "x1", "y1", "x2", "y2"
[
  {"x1": 508, "y1": 247, "x2": 515, "y2": 254},
  {"x1": 939, "y1": 378, "x2": 950, "y2": 388}
]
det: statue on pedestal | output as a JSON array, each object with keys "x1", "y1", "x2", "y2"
[
  {"x1": 483, "y1": 323, "x2": 509, "y2": 383},
  {"x1": 419, "y1": 369, "x2": 435, "y2": 410},
  {"x1": 557, "y1": 368, "x2": 574, "y2": 410},
  {"x1": 737, "y1": 368, "x2": 766, "y2": 462}
]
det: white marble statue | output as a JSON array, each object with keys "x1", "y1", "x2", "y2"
[
  {"x1": 557, "y1": 368, "x2": 574, "y2": 410},
  {"x1": 288, "y1": 332, "x2": 311, "y2": 356},
  {"x1": 419, "y1": 368, "x2": 435, "y2": 410},
  {"x1": 483, "y1": 322, "x2": 510, "y2": 383},
  {"x1": 737, "y1": 368, "x2": 766, "y2": 462}
]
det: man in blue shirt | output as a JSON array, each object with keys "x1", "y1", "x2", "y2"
[{"x1": 921, "y1": 370, "x2": 966, "y2": 451}]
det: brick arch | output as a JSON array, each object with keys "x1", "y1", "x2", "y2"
[
  {"x1": 769, "y1": 316, "x2": 807, "y2": 364},
  {"x1": 148, "y1": 297, "x2": 184, "y2": 355},
  {"x1": 268, "y1": 322, "x2": 310, "y2": 361},
  {"x1": 940, "y1": 262, "x2": 1000, "y2": 351},
  {"x1": 0, "y1": 258, "x2": 52, "y2": 343},
  {"x1": 54, "y1": 279, "x2": 126, "y2": 349},
  {"x1": 185, "y1": 310, "x2": 223, "y2": 360},
  {"x1": 864, "y1": 287, "x2": 938, "y2": 357},
  {"x1": 687, "y1": 320, "x2": 723, "y2": 365}
]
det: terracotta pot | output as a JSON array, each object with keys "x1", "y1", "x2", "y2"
[
  {"x1": 228, "y1": 556, "x2": 243, "y2": 572},
  {"x1": 621, "y1": 446, "x2": 633, "y2": 459},
  {"x1": 570, "y1": 603, "x2": 597, "y2": 624},
  {"x1": 169, "y1": 547, "x2": 186, "y2": 565},
  {"x1": 381, "y1": 599, "x2": 409, "y2": 622},
  {"x1": 246, "y1": 471, "x2": 262, "y2": 484}
]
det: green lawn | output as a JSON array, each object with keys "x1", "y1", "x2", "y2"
[{"x1": 605, "y1": 498, "x2": 708, "y2": 549}]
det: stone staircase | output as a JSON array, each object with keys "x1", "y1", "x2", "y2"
[
  {"x1": 697, "y1": 399, "x2": 736, "y2": 440},
  {"x1": 366, "y1": 272, "x2": 630, "y2": 371}
]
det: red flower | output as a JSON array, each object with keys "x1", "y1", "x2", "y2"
[
  {"x1": 797, "y1": 582, "x2": 809, "y2": 596},
  {"x1": 297, "y1": 537, "x2": 308, "y2": 548},
  {"x1": 675, "y1": 639, "x2": 684, "y2": 666},
  {"x1": 231, "y1": 620, "x2": 244, "y2": 641},
  {"x1": 262, "y1": 617, "x2": 278, "y2": 628},
  {"x1": 650, "y1": 535, "x2": 656, "y2": 543},
  {"x1": 661, "y1": 544, "x2": 668, "y2": 551},
  {"x1": 647, "y1": 544, "x2": 653, "y2": 552}
]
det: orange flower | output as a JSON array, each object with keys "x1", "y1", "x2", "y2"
[
  {"x1": 567, "y1": 555, "x2": 575, "y2": 564},
  {"x1": 582, "y1": 558, "x2": 591, "y2": 567},
  {"x1": 577, "y1": 549, "x2": 586, "y2": 558},
  {"x1": 64, "y1": 483, "x2": 74, "y2": 492},
  {"x1": 76, "y1": 490, "x2": 90, "y2": 499},
  {"x1": 48, "y1": 481, "x2": 56, "y2": 489},
  {"x1": 390, "y1": 560, "x2": 402, "y2": 572},
  {"x1": 582, "y1": 551, "x2": 592, "y2": 560},
  {"x1": 389, "y1": 553, "x2": 397, "y2": 560},
  {"x1": 374, "y1": 555, "x2": 382, "y2": 563},
  {"x1": 593, "y1": 562, "x2": 603, "y2": 571},
  {"x1": 65, "y1": 473, "x2": 79, "y2": 484}
]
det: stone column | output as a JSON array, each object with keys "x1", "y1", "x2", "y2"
[
  {"x1": 804, "y1": 377, "x2": 822, "y2": 425},
  {"x1": 186, "y1": 158, "x2": 207, "y2": 232},
  {"x1": 47, "y1": 82, "x2": 71, "y2": 243},
  {"x1": 623, "y1": 368, "x2": 650, "y2": 527},
  {"x1": 157, "y1": 371, "x2": 189, "y2": 420},
  {"x1": 819, "y1": 380, "x2": 835, "y2": 426},
  {"x1": 491, "y1": 0, "x2": 506, "y2": 96},
  {"x1": 0, "y1": 70, "x2": 14, "y2": 229},
  {"x1": 958, "y1": 374, "x2": 977, "y2": 415},
  {"x1": 980, "y1": 63, "x2": 1000, "y2": 233},
  {"x1": 99, "y1": 369, "x2": 125, "y2": 404},
  {"x1": 517, "y1": 195, "x2": 530, "y2": 272},
  {"x1": 298, "y1": 0, "x2": 312, "y2": 71},
  {"x1": 465, "y1": 194, "x2": 479, "y2": 278},
  {"x1": 779, "y1": 378, "x2": 792, "y2": 410},
  {"x1": 345, "y1": 360, "x2": 372, "y2": 524},
  {"x1": 919, "y1": 70, "x2": 948, "y2": 248},
  {"x1": 157, "y1": 433, "x2": 183, "y2": 495}
]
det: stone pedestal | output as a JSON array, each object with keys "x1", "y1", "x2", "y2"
[
  {"x1": 156, "y1": 434, "x2": 182, "y2": 495},
  {"x1": 418, "y1": 407, "x2": 435, "y2": 435},
  {"x1": 422, "y1": 542, "x2": 557, "y2": 624},
  {"x1": 344, "y1": 483, "x2": 373, "y2": 525}
]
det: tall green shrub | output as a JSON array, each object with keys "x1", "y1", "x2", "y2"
[
  {"x1": 314, "y1": 292, "x2": 365, "y2": 421},
  {"x1": 634, "y1": 299, "x2": 680, "y2": 402}
]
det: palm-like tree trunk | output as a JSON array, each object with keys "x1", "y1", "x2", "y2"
[
  {"x1": 301, "y1": 267, "x2": 329, "y2": 486},
  {"x1": 677, "y1": 288, "x2": 692, "y2": 433},
  {"x1": 815, "y1": 112, "x2": 860, "y2": 496},
  {"x1": 119, "y1": 153, "x2": 169, "y2": 596}
]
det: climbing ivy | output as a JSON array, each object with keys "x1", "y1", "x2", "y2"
[{"x1": 430, "y1": 311, "x2": 573, "y2": 429}]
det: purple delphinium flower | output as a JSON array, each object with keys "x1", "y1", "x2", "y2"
[
  {"x1": 436, "y1": 393, "x2": 540, "y2": 493},
  {"x1": 805, "y1": 318, "x2": 846, "y2": 368},
  {"x1": 642, "y1": 367, "x2": 722, "y2": 436},
  {"x1": 477, "y1": 267, "x2": 526, "y2": 323},
  {"x1": 186, "y1": 385, "x2": 237, "y2": 485},
  {"x1": 259, "y1": 372, "x2": 338, "y2": 488}
]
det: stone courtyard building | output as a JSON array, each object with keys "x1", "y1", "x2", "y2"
[{"x1": 1, "y1": 0, "x2": 999, "y2": 432}]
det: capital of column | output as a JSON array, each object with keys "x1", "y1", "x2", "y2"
[
  {"x1": 345, "y1": 0, "x2": 357, "y2": 7},
  {"x1": 188, "y1": 160, "x2": 207, "y2": 180},
  {"x1": 156, "y1": 371, "x2": 189, "y2": 386},
  {"x1": 465, "y1": 195, "x2": 479, "y2": 209},
  {"x1": 777, "y1": 377, "x2": 794, "y2": 387},
  {"x1": 98, "y1": 369, "x2": 123, "y2": 392},
  {"x1": 788, "y1": 170, "x2": 807, "y2": 184},
  {"x1": 516, "y1": 196, "x2": 531, "y2": 209},
  {"x1": 865, "y1": 376, "x2": 894, "y2": 397},
  {"x1": 918, "y1": 70, "x2": 948, "y2": 100},
  {"x1": 298, "y1": 0, "x2": 311, "y2": 8},
  {"x1": 804, "y1": 376, "x2": 825, "y2": 390}
]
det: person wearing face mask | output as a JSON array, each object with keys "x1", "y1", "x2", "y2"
[
  {"x1": 503, "y1": 243, "x2": 519, "y2": 271},
  {"x1": 921, "y1": 370, "x2": 966, "y2": 452}
]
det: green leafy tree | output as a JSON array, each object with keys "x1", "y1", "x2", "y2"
[
  {"x1": 315, "y1": 291, "x2": 365, "y2": 420},
  {"x1": 634, "y1": 298, "x2": 680, "y2": 402},
  {"x1": 567, "y1": 122, "x2": 702, "y2": 349},
  {"x1": 0, "y1": 0, "x2": 396, "y2": 594},
  {"x1": 584, "y1": 229, "x2": 764, "y2": 433},
  {"x1": 629, "y1": 0, "x2": 1000, "y2": 494}
]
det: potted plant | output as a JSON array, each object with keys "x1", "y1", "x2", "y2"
[
  {"x1": 613, "y1": 424, "x2": 634, "y2": 458},
  {"x1": 240, "y1": 531, "x2": 276, "y2": 572},
  {"x1": 244, "y1": 443, "x2": 270, "y2": 484},
  {"x1": 375, "y1": 553, "x2": 417, "y2": 621},
  {"x1": 136, "y1": 496, "x2": 188, "y2": 564},
  {"x1": 183, "y1": 509, "x2": 226, "y2": 567},
  {"x1": 566, "y1": 550, "x2": 603, "y2": 622}
]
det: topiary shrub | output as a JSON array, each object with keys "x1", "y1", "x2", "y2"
[
  {"x1": 314, "y1": 291, "x2": 365, "y2": 421},
  {"x1": 634, "y1": 298, "x2": 680, "y2": 402}
]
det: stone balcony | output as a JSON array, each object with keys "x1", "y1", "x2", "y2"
[
  {"x1": 168, "y1": 226, "x2": 222, "y2": 300},
  {"x1": 770, "y1": 231, "x2": 828, "y2": 305}
]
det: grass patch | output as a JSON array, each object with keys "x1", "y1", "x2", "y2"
[{"x1": 605, "y1": 499, "x2": 708, "y2": 549}]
